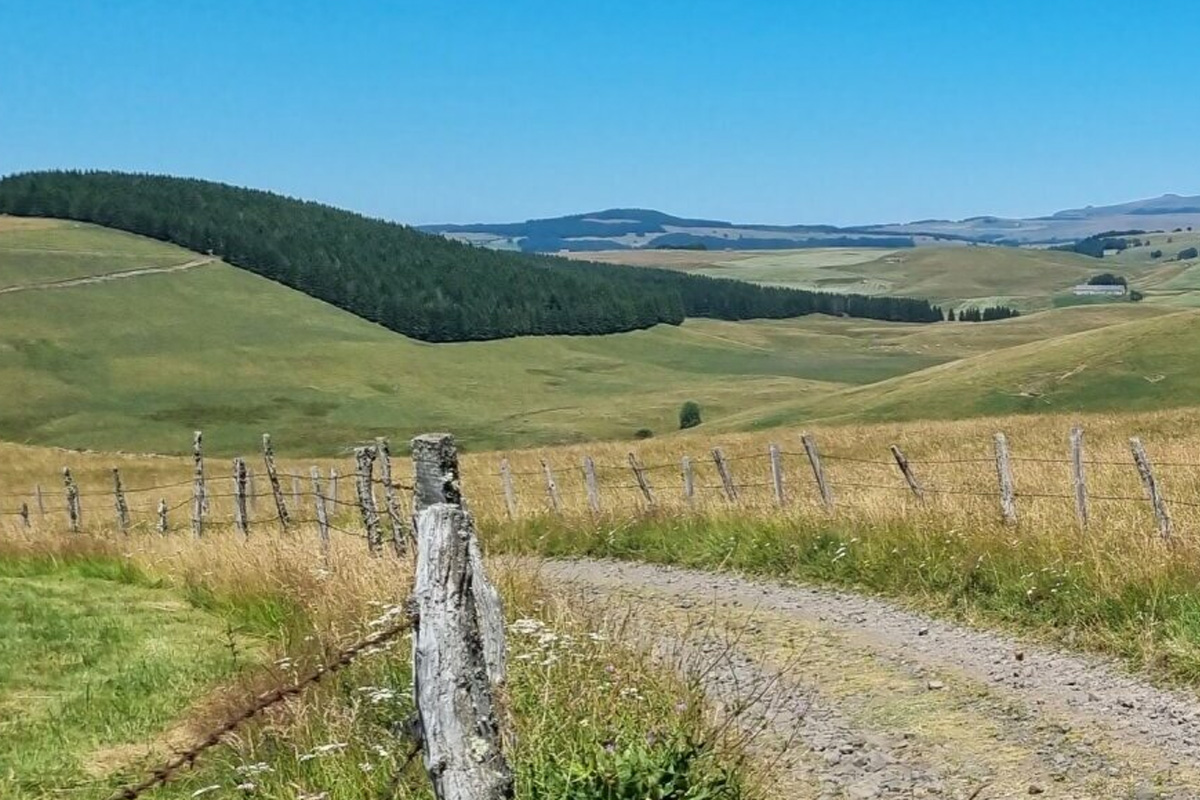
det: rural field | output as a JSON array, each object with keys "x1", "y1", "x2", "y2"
[{"x1": 12, "y1": 206, "x2": 1200, "y2": 797}]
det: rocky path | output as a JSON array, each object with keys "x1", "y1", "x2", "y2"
[
  {"x1": 543, "y1": 559, "x2": 1200, "y2": 799},
  {"x1": 0, "y1": 257, "x2": 216, "y2": 295}
]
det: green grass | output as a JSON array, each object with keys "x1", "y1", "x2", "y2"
[
  {"x1": 0, "y1": 559, "x2": 254, "y2": 796},
  {"x1": 727, "y1": 308, "x2": 1200, "y2": 430},
  {"x1": 3, "y1": 217, "x2": 1198, "y2": 455},
  {"x1": 0, "y1": 542, "x2": 751, "y2": 800}
]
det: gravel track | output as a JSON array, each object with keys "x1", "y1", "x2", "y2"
[
  {"x1": 0, "y1": 257, "x2": 215, "y2": 295},
  {"x1": 543, "y1": 559, "x2": 1200, "y2": 799}
]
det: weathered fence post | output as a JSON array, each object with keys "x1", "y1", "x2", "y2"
[
  {"x1": 413, "y1": 504, "x2": 514, "y2": 800},
  {"x1": 541, "y1": 459, "x2": 561, "y2": 514},
  {"x1": 411, "y1": 433, "x2": 506, "y2": 688},
  {"x1": 681, "y1": 455, "x2": 695, "y2": 507},
  {"x1": 376, "y1": 437, "x2": 409, "y2": 556},
  {"x1": 328, "y1": 467, "x2": 339, "y2": 509},
  {"x1": 34, "y1": 484, "x2": 45, "y2": 519},
  {"x1": 262, "y1": 433, "x2": 289, "y2": 532},
  {"x1": 582, "y1": 456, "x2": 601, "y2": 514},
  {"x1": 191, "y1": 431, "x2": 206, "y2": 538},
  {"x1": 628, "y1": 453, "x2": 656, "y2": 507},
  {"x1": 310, "y1": 466, "x2": 330, "y2": 563},
  {"x1": 291, "y1": 473, "x2": 301, "y2": 510},
  {"x1": 889, "y1": 445, "x2": 924, "y2": 500},
  {"x1": 232, "y1": 457, "x2": 249, "y2": 539},
  {"x1": 711, "y1": 447, "x2": 738, "y2": 502},
  {"x1": 993, "y1": 433, "x2": 1018, "y2": 525},
  {"x1": 768, "y1": 443, "x2": 786, "y2": 506},
  {"x1": 355, "y1": 446, "x2": 383, "y2": 555},
  {"x1": 156, "y1": 498, "x2": 169, "y2": 535},
  {"x1": 801, "y1": 433, "x2": 834, "y2": 510},
  {"x1": 63, "y1": 467, "x2": 80, "y2": 533},
  {"x1": 247, "y1": 466, "x2": 258, "y2": 513},
  {"x1": 1069, "y1": 426, "x2": 1088, "y2": 530},
  {"x1": 112, "y1": 468, "x2": 130, "y2": 534},
  {"x1": 18, "y1": 503, "x2": 29, "y2": 530},
  {"x1": 499, "y1": 458, "x2": 517, "y2": 518},
  {"x1": 1130, "y1": 437, "x2": 1172, "y2": 540}
]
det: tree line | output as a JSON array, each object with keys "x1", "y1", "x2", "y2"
[{"x1": 0, "y1": 171, "x2": 946, "y2": 341}]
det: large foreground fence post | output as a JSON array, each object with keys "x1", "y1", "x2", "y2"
[
  {"x1": 411, "y1": 433, "x2": 506, "y2": 688},
  {"x1": 413, "y1": 504, "x2": 514, "y2": 800}
]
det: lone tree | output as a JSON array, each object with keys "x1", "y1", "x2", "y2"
[{"x1": 679, "y1": 401, "x2": 702, "y2": 430}]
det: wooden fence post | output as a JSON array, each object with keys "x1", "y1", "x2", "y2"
[
  {"x1": 499, "y1": 458, "x2": 517, "y2": 518},
  {"x1": 112, "y1": 468, "x2": 130, "y2": 534},
  {"x1": 413, "y1": 504, "x2": 514, "y2": 800},
  {"x1": 191, "y1": 431, "x2": 206, "y2": 538},
  {"x1": 541, "y1": 459, "x2": 561, "y2": 514},
  {"x1": 157, "y1": 498, "x2": 169, "y2": 535},
  {"x1": 328, "y1": 467, "x2": 339, "y2": 510},
  {"x1": 889, "y1": 445, "x2": 924, "y2": 500},
  {"x1": 993, "y1": 432, "x2": 1018, "y2": 525},
  {"x1": 310, "y1": 466, "x2": 330, "y2": 563},
  {"x1": 377, "y1": 437, "x2": 409, "y2": 556},
  {"x1": 1130, "y1": 437, "x2": 1172, "y2": 540},
  {"x1": 582, "y1": 456, "x2": 601, "y2": 514},
  {"x1": 262, "y1": 433, "x2": 290, "y2": 532},
  {"x1": 801, "y1": 433, "x2": 834, "y2": 510},
  {"x1": 628, "y1": 453, "x2": 656, "y2": 507},
  {"x1": 681, "y1": 456, "x2": 695, "y2": 507},
  {"x1": 355, "y1": 446, "x2": 383, "y2": 556},
  {"x1": 35, "y1": 484, "x2": 45, "y2": 519},
  {"x1": 233, "y1": 457, "x2": 249, "y2": 539},
  {"x1": 711, "y1": 448, "x2": 738, "y2": 501},
  {"x1": 63, "y1": 467, "x2": 80, "y2": 533},
  {"x1": 410, "y1": 433, "x2": 506, "y2": 688},
  {"x1": 768, "y1": 443, "x2": 786, "y2": 506},
  {"x1": 247, "y1": 466, "x2": 258, "y2": 513},
  {"x1": 1069, "y1": 426, "x2": 1088, "y2": 530},
  {"x1": 18, "y1": 503, "x2": 29, "y2": 530}
]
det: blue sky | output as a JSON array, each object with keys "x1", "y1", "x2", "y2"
[{"x1": 2, "y1": 1, "x2": 1198, "y2": 225}]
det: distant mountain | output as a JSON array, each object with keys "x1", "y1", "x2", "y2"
[{"x1": 424, "y1": 194, "x2": 1200, "y2": 252}]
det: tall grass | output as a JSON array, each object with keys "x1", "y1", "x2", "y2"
[{"x1": 0, "y1": 529, "x2": 759, "y2": 800}]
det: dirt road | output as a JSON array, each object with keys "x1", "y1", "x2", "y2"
[
  {"x1": 544, "y1": 559, "x2": 1200, "y2": 799},
  {"x1": 0, "y1": 257, "x2": 216, "y2": 295}
]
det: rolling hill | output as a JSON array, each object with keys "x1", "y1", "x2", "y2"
[
  {"x1": 731, "y1": 309, "x2": 1200, "y2": 430},
  {"x1": 1, "y1": 213, "x2": 1195, "y2": 457},
  {"x1": 0, "y1": 171, "x2": 946, "y2": 339}
]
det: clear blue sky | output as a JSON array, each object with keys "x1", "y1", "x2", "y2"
[{"x1": 3, "y1": 1, "x2": 1199, "y2": 226}]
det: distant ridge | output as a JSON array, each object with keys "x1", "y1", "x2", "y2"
[{"x1": 424, "y1": 193, "x2": 1200, "y2": 252}]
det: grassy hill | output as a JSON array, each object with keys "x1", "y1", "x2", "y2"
[
  {"x1": 2, "y1": 216, "x2": 1194, "y2": 456},
  {"x1": 0, "y1": 218, "x2": 959, "y2": 454},
  {"x1": 730, "y1": 308, "x2": 1200, "y2": 429},
  {"x1": 573, "y1": 245, "x2": 1128, "y2": 313}
]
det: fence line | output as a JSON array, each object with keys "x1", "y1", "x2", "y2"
[{"x1": 9, "y1": 425, "x2": 1200, "y2": 541}]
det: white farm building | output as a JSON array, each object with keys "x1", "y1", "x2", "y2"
[{"x1": 1071, "y1": 284, "x2": 1126, "y2": 296}]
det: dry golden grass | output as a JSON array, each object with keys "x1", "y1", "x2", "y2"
[{"x1": 7, "y1": 406, "x2": 1200, "y2": 544}]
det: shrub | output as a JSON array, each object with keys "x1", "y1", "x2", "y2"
[
  {"x1": 679, "y1": 401, "x2": 702, "y2": 430},
  {"x1": 634, "y1": 428, "x2": 654, "y2": 440},
  {"x1": 1151, "y1": 250, "x2": 1163, "y2": 259},
  {"x1": 1179, "y1": 247, "x2": 1198, "y2": 261}
]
